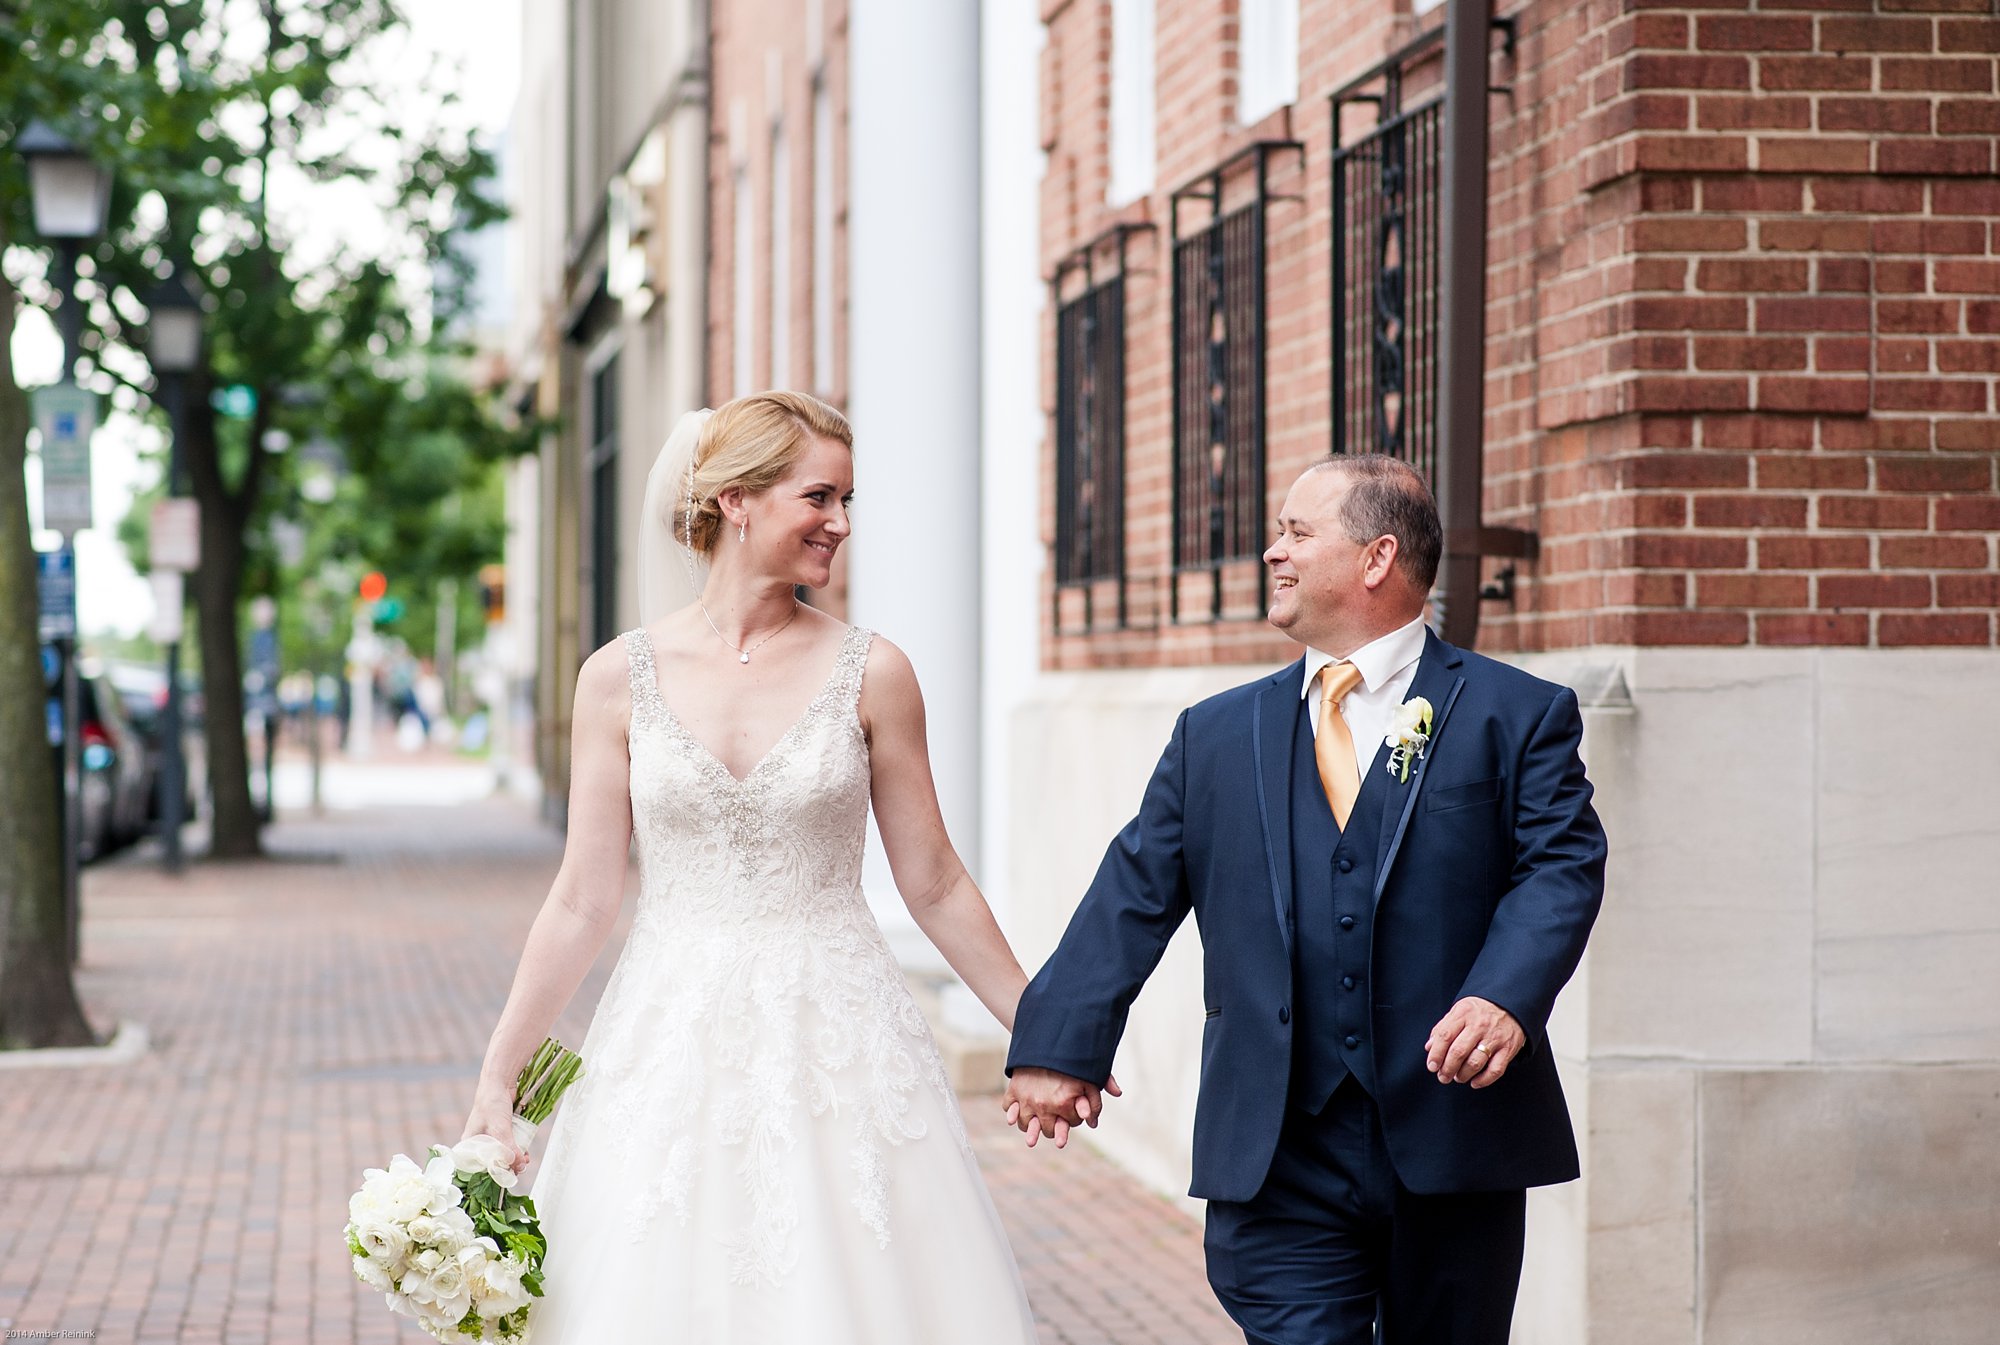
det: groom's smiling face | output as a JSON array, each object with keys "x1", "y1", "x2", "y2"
[{"x1": 1265, "y1": 468, "x2": 1365, "y2": 646}]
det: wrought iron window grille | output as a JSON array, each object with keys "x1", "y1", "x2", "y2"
[
  {"x1": 1051, "y1": 222, "x2": 1153, "y2": 635},
  {"x1": 1168, "y1": 139, "x2": 1304, "y2": 625},
  {"x1": 1329, "y1": 12, "x2": 1535, "y2": 647}
]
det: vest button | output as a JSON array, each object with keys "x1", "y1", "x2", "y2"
[
  {"x1": 1338, "y1": 856, "x2": 1354, "y2": 874},
  {"x1": 1341, "y1": 975, "x2": 1356, "y2": 990},
  {"x1": 1339, "y1": 915, "x2": 1355, "y2": 930},
  {"x1": 1278, "y1": 1006, "x2": 1291, "y2": 1025},
  {"x1": 1343, "y1": 1034, "x2": 1361, "y2": 1050}
]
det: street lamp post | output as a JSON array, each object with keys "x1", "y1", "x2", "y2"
[
  {"x1": 148, "y1": 270, "x2": 203, "y2": 874},
  {"x1": 19, "y1": 120, "x2": 112, "y2": 965}
]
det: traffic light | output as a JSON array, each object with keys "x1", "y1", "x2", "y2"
[
  {"x1": 359, "y1": 571, "x2": 388, "y2": 603},
  {"x1": 479, "y1": 564, "x2": 505, "y2": 623}
]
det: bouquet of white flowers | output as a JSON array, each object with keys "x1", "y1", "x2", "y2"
[{"x1": 345, "y1": 1038, "x2": 584, "y2": 1343}]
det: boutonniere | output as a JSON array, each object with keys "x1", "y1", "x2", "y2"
[{"x1": 1383, "y1": 697, "x2": 1434, "y2": 783}]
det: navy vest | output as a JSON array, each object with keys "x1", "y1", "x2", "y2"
[{"x1": 1288, "y1": 690, "x2": 1394, "y2": 1115}]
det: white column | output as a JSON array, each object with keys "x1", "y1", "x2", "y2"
[
  {"x1": 979, "y1": 0, "x2": 1046, "y2": 937},
  {"x1": 848, "y1": 0, "x2": 983, "y2": 969}
]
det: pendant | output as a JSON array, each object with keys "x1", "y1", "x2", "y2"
[{"x1": 739, "y1": 652, "x2": 751, "y2": 664}]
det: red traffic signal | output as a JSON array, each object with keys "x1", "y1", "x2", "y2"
[{"x1": 359, "y1": 571, "x2": 388, "y2": 602}]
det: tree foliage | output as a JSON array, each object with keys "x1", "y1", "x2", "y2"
[{"x1": 5, "y1": 0, "x2": 521, "y2": 857}]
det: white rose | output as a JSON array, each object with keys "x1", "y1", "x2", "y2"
[
  {"x1": 353, "y1": 1253, "x2": 394, "y2": 1292},
  {"x1": 425, "y1": 1253, "x2": 470, "y2": 1304},
  {"x1": 450, "y1": 1133, "x2": 523, "y2": 1190},
  {"x1": 1388, "y1": 699, "x2": 1430, "y2": 737},
  {"x1": 351, "y1": 1219, "x2": 411, "y2": 1268},
  {"x1": 433, "y1": 1206, "x2": 478, "y2": 1254},
  {"x1": 406, "y1": 1214, "x2": 445, "y2": 1247}
]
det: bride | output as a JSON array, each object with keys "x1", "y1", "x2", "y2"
[{"x1": 459, "y1": 392, "x2": 1045, "y2": 1341}]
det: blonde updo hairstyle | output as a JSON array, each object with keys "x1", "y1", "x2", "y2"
[{"x1": 673, "y1": 391, "x2": 853, "y2": 556}]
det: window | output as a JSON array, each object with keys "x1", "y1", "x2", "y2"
[
  {"x1": 733, "y1": 162, "x2": 755, "y2": 396},
  {"x1": 769, "y1": 123, "x2": 792, "y2": 390},
  {"x1": 1237, "y1": 0, "x2": 1299, "y2": 126},
  {"x1": 1107, "y1": 0, "x2": 1156, "y2": 205},
  {"x1": 1169, "y1": 143, "x2": 1299, "y2": 622},
  {"x1": 812, "y1": 73, "x2": 835, "y2": 396},
  {"x1": 1332, "y1": 50, "x2": 1444, "y2": 480},
  {"x1": 588, "y1": 354, "x2": 620, "y2": 649},
  {"x1": 1055, "y1": 276, "x2": 1127, "y2": 623}
]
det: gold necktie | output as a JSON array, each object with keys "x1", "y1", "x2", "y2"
[{"x1": 1315, "y1": 662, "x2": 1366, "y2": 829}]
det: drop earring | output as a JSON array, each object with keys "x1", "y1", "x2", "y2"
[{"x1": 738, "y1": 519, "x2": 747, "y2": 543}]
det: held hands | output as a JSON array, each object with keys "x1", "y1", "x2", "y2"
[
  {"x1": 1425, "y1": 996, "x2": 1526, "y2": 1088},
  {"x1": 460, "y1": 1087, "x2": 531, "y2": 1177},
  {"x1": 1003, "y1": 1067, "x2": 1122, "y2": 1149}
]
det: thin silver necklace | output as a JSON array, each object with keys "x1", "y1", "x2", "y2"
[{"x1": 699, "y1": 598, "x2": 800, "y2": 664}]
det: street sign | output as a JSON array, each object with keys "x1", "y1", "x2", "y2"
[
  {"x1": 149, "y1": 497, "x2": 201, "y2": 572},
  {"x1": 148, "y1": 571, "x2": 185, "y2": 643},
  {"x1": 211, "y1": 384, "x2": 257, "y2": 419},
  {"x1": 32, "y1": 383, "x2": 97, "y2": 536},
  {"x1": 36, "y1": 547, "x2": 76, "y2": 640}
]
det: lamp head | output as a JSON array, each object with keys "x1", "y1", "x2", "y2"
[{"x1": 17, "y1": 120, "x2": 113, "y2": 240}]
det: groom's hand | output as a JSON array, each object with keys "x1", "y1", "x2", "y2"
[
  {"x1": 1425, "y1": 997, "x2": 1526, "y2": 1088},
  {"x1": 1003, "y1": 1068, "x2": 1122, "y2": 1149}
]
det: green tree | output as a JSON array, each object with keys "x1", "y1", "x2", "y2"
[
  {"x1": 73, "y1": 0, "x2": 505, "y2": 856},
  {"x1": 0, "y1": 0, "x2": 152, "y2": 1048}
]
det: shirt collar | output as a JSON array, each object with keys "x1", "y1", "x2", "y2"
[{"x1": 1299, "y1": 616, "x2": 1431, "y2": 701}]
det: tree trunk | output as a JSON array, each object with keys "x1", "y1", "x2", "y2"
[
  {"x1": 0, "y1": 269, "x2": 97, "y2": 1049},
  {"x1": 184, "y1": 383, "x2": 262, "y2": 858}
]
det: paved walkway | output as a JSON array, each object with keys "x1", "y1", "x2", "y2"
[{"x1": 0, "y1": 794, "x2": 1236, "y2": 1345}]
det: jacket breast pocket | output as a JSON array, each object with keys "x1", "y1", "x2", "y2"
[{"x1": 1425, "y1": 775, "x2": 1503, "y2": 813}]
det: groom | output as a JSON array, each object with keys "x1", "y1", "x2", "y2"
[{"x1": 1005, "y1": 455, "x2": 1606, "y2": 1344}]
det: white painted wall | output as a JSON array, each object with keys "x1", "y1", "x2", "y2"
[{"x1": 848, "y1": 0, "x2": 984, "y2": 968}]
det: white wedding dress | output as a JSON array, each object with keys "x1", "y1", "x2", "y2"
[{"x1": 525, "y1": 624, "x2": 1038, "y2": 1343}]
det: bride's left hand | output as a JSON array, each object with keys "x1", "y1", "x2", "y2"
[{"x1": 461, "y1": 1090, "x2": 530, "y2": 1175}]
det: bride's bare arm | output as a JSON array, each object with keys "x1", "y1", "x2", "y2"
[
  {"x1": 861, "y1": 637, "x2": 1030, "y2": 1032},
  {"x1": 462, "y1": 643, "x2": 636, "y2": 1159}
]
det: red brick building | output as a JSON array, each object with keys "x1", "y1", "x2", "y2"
[
  {"x1": 1039, "y1": 0, "x2": 1999, "y2": 668},
  {"x1": 1017, "y1": 3, "x2": 2000, "y2": 1341}
]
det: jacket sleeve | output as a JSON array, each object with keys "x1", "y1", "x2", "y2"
[
  {"x1": 1005, "y1": 710, "x2": 1194, "y2": 1086},
  {"x1": 1456, "y1": 687, "x2": 1607, "y2": 1040}
]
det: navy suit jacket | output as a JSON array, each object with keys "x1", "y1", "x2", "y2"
[{"x1": 1006, "y1": 631, "x2": 1608, "y2": 1202}]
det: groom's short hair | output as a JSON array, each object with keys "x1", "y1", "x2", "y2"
[{"x1": 1310, "y1": 454, "x2": 1443, "y2": 591}]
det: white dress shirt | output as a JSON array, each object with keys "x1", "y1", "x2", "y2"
[{"x1": 1300, "y1": 616, "x2": 1431, "y2": 782}]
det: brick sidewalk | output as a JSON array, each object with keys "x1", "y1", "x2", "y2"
[{"x1": 0, "y1": 797, "x2": 1235, "y2": 1345}]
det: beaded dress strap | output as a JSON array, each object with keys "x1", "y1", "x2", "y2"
[
  {"x1": 620, "y1": 629, "x2": 667, "y2": 733},
  {"x1": 828, "y1": 626, "x2": 875, "y2": 711}
]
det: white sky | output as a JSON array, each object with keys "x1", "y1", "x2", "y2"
[{"x1": 12, "y1": 0, "x2": 522, "y2": 638}]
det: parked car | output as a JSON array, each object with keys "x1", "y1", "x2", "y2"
[
  {"x1": 45, "y1": 651, "x2": 157, "y2": 861},
  {"x1": 104, "y1": 661, "x2": 198, "y2": 828}
]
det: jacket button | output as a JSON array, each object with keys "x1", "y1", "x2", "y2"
[
  {"x1": 1278, "y1": 1006, "x2": 1291, "y2": 1025},
  {"x1": 1343, "y1": 1034, "x2": 1360, "y2": 1050},
  {"x1": 1338, "y1": 857, "x2": 1354, "y2": 874},
  {"x1": 1339, "y1": 915, "x2": 1355, "y2": 930},
  {"x1": 1341, "y1": 975, "x2": 1356, "y2": 990}
]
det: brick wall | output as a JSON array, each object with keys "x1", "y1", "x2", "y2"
[
  {"x1": 708, "y1": 0, "x2": 851, "y2": 615},
  {"x1": 1040, "y1": 0, "x2": 2000, "y2": 669},
  {"x1": 1483, "y1": 1, "x2": 2000, "y2": 651}
]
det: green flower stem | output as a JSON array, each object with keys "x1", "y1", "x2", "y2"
[{"x1": 511, "y1": 1037, "x2": 585, "y2": 1126}]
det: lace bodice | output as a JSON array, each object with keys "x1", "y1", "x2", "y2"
[
  {"x1": 532, "y1": 624, "x2": 967, "y2": 1288},
  {"x1": 622, "y1": 623, "x2": 876, "y2": 939}
]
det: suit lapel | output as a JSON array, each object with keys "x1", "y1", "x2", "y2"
[
  {"x1": 1251, "y1": 660, "x2": 1305, "y2": 959},
  {"x1": 1373, "y1": 632, "x2": 1467, "y2": 906}
]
